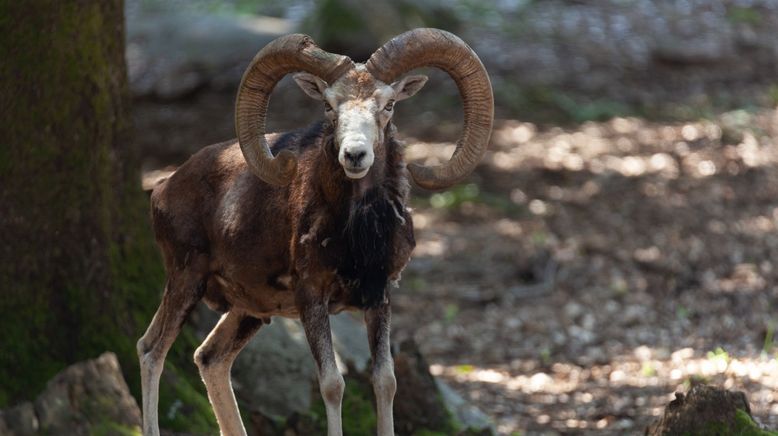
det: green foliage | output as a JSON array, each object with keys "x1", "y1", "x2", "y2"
[
  {"x1": 455, "y1": 364, "x2": 475, "y2": 375},
  {"x1": 443, "y1": 303, "x2": 460, "y2": 323},
  {"x1": 551, "y1": 93, "x2": 631, "y2": 124},
  {"x1": 641, "y1": 362, "x2": 657, "y2": 377},
  {"x1": 408, "y1": 276, "x2": 429, "y2": 292},
  {"x1": 158, "y1": 363, "x2": 218, "y2": 433},
  {"x1": 728, "y1": 7, "x2": 762, "y2": 26},
  {"x1": 495, "y1": 81, "x2": 631, "y2": 124},
  {"x1": 609, "y1": 277, "x2": 629, "y2": 296},
  {"x1": 539, "y1": 347, "x2": 552, "y2": 366},
  {"x1": 763, "y1": 322, "x2": 776, "y2": 355},
  {"x1": 92, "y1": 422, "x2": 142, "y2": 436},
  {"x1": 426, "y1": 183, "x2": 522, "y2": 216},
  {"x1": 684, "y1": 374, "x2": 710, "y2": 389},
  {"x1": 707, "y1": 347, "x2": 730, "y2": 364}
]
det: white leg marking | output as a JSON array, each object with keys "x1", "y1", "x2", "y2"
[
  {"x1": 195, "y1": 312, "x2": 262, "y2": 436},
  {"x1": 300, "y1": 299, "x2": 344, "y2": 436},
  {"x1": 320, "y1": 362, "x2": 346, "y2": 436},
  {"x1": 366, "y1": 303, "x2": 395, "y2": 436},
  {"x1": 138, "y1": 348, "x2": 164, "y2": 436},
  {"x1": 373, "y1": 364, "x2": 397, "y2": 436},
  {"x1": 138, "y1": 279, "x2": 201, "y2": 436}
]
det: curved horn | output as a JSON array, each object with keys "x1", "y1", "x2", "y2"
[
  {"x1": 366, "y1": 28, "x2": 494, "y2": 190},
  {"x1": 236, "y1": 34, "x2": 354, "y2": 186}
]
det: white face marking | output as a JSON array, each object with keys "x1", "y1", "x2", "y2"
[
  {"x1": 293, "y1": 67, "x2": 428, "y2": 179},
  {"x1": 324, "y1": 81, "x2": 395, "y2": 179}
]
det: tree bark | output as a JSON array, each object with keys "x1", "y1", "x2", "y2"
[{"x1": 0, "y1": 0, "x2": 163, "y2": 407}]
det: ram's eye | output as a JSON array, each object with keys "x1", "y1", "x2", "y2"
[
  {"x1": 384, "y1": 100, "x2": 395, "y2": 111},
  {"x1": 324, "y1": 102, "x2": 333, "y2": 112}
]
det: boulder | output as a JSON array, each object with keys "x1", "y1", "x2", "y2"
[
  {"x1": 0, "y1": 352, "x2": 141, "y2": 436},
  {"x1": 125, "y1": 0, "x2": 293, "y2": 98},
  {"x1": 193, "y1": 307, "x2": 494, "y2": 434}
]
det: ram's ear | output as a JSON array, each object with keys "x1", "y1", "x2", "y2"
[
  {"x1": 293, "y1": 73, "x2": 328, "y2": 100},
  {"x1": 391, "y1": 75, "x2": 428, "y2": 101}
]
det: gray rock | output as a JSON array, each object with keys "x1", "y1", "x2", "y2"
[
  {"x1": 125, "y1": 0, "x2": 293, "y2": 98},
  {"x1": 0, "y1": 352, "x2": 141, "y2": 436},
  {"x1": 198, "y1": 309, "x2": 494, "y2": 433},
  {"x1": 231, "y1": 317, "x2": 316, "y2": 419},
  {"x1": 437, "y1": 379, "x2": 494, "y2": 434},
  {"x1": 330, "y1": 312, "x2": 371, "y2": 373},
  {"x1": 0, "y1": 402, "x2": 38, "y2": 435},
  {"x1": 227, "y1": 312, "x2": 371, "y2": 419}
]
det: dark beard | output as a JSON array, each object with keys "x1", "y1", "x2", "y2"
[{"x1": 340, "y1": 187, "x2": 398, "y2": 309}]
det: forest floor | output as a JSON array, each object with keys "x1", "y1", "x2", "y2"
[
  {"x1": 138, "y1": 94, "x2": 778, "y2": 435},
  {"x1": 389, "y1": 109, "x2": 778, "y2": 435}
]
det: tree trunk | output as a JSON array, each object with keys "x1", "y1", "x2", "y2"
[{"x1": 0, "y1": 0, "x2": 163, "y2": 408}]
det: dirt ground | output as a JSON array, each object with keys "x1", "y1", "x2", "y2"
[
  {"x1": 390, "y1": 110, "x2": 778, "y2": 434},
  {"x1": 137, "y1": 92, "x2": 778, "y2": 434}
]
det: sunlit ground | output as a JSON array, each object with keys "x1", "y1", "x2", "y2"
[
  {"x1": 392, "y1": 109, "x2": 778, "y2": 434},
  {"x1": 429, "y1": 351, "x2": 778, "y2": 434}
]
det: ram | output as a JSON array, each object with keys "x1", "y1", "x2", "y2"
[{"x1": 137, "y1": 28, "x2": 493, "y2": 436}]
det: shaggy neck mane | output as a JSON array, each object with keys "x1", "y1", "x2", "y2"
[{"x1": 314, "y1": 122, "x2": 407, "y2": 308}]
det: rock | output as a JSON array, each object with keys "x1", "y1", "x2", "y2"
[
  {"x1": 330, "y1": 312, "x2": 372, "y2": 373},
  {"x1": 0, "y1": 352, "x2": 141, "y2": 436},
  {"x1": 646, "y1": 384, "x2": 773, "y2": 435},
  {"x1": 125, "y1": 0, "x2": 293, "y2": 98},
  {"x1": 231, "y1": 317, "x2": 317, "y2": 419},
  {"x1": 436, "y1": 379, "x2": 493, "y2": 433},
  {"x1": 0, "y1": 402, "x2": 38, "y2": 435},
  {"x1": 227, "y1": 311, "x2": 370, "y2": 419},
  {"x1": 192, "y1": 306, "x2": 494, "y2": 434}
]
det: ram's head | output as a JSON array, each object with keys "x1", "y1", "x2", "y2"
[
  {"x1": 291, "y1": 68, "x2": 427, "y2": 179},
  {"x1": 235, "y1": 28, "x2": 494, "y2": 190}
]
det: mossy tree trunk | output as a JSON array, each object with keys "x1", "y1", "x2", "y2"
[{"x1": 0, "y1": 0, "x2": 164, "y2": 407}]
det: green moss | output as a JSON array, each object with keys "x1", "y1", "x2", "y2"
[
  {"x1": 341, "y1": 379, "x2": 377, "y2": 434},
  {"x1": 732, "y1": 409, "x2": 778, "y2": 436},
  {"x1": 307, "y1": 376, "x2": 377, "y2": 434},
  {"x1": 157, "y1": 363, "x2": 218, "y2": 434},
  {"x1": 92, "y1": 422, "x2": 142, "y2": 436},
  {"x1": 673, "y1": 409, "x2": 778, "y2": 436}
]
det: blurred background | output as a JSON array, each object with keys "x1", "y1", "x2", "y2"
[{"x1": 4, "y1": 0, "x2": 778, "y2": 434}]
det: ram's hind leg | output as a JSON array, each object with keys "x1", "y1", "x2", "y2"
[
  {"x1": 137, "y1": 267, "x2": 207, "y2": 436},
  {"x1": 194, "y1": 311, "x2": 263, "y2": 436}
]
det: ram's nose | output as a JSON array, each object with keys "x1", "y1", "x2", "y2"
[{"x1": 344, "y1": 150, "x2": 367, "y2": 166}]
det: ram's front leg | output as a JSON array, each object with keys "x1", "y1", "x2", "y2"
[
  {"x1": 298, "y1": 289, "x2": 344, "y2": 436},
  {"x1": 366, "y1": 299, "x2": 396, "y2": 436}
]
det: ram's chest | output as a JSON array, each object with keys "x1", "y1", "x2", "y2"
[{"x1": 295, "y1": 189, "x2": 407, "y2": 309}]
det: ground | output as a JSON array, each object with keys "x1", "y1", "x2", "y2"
[
  {"x1": 137, "y1": 92, "x2": 778, "y2": 435},
  {"x1": 390, "y1": 110, "x2": 778, "y2": 435}
]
